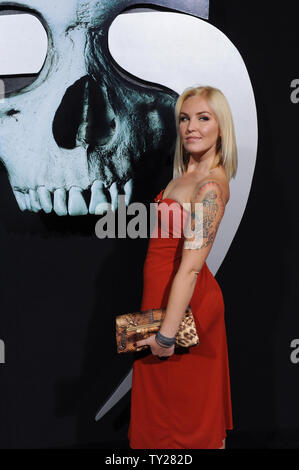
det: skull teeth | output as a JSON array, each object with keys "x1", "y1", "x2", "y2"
[
  {"x1": 37, "y1": 186, "x2": 52, "y2": 214},
  {"x1": 13, "y1": 178, "x2": 133, "y2": 216}
]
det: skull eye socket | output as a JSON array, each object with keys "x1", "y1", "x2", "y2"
[{"x1": 0, "y1": 8, "x2": 48, "y2": 96}]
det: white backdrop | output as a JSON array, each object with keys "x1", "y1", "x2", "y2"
[{"x1": 0, "y1": 13, "x2": 47, "y2": 74}]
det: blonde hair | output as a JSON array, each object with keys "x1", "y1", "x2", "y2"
[{"x1": 173, "y1": 85, "x2": 238, "y2": 181}]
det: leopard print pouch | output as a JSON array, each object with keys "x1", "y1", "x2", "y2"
[{"x1": 116, "y1": 305, "x2": 199, "y2": 353}]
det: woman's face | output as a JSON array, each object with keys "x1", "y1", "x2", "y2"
[{"x1": 179, "y1": 95, "x2": 220, "y2": 158}]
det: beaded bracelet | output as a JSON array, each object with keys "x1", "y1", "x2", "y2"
[{"x1": 155, "y1": 331, "x2": 176, "y2": 348}]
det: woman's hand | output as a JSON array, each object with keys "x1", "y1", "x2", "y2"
[{"x1": 136, "y1": 334, "x2": 175, "y2": 359}]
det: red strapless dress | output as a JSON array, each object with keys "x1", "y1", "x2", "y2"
[{"x1": 128, "y1": 189, "x2": 233, "y2": 449}]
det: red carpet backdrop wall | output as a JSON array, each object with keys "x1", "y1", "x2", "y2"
[{"x1": 0, "y1": 0, "x2": 298, "y2": 449}]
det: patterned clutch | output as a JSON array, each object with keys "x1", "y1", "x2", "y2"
[{"x1": 116, "y1": 305, "x2": 199, "y2": 353}]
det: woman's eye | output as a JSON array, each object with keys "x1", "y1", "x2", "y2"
[{"x1": 179, "y1": 116, "x2": 209, "y2": 122}]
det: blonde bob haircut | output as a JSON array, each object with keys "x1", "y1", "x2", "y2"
[{"x1": 173, "y1": 85, "x2": 238, "y2": 181}]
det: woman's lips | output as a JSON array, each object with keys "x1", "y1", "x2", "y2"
[{"x1": 186, "y1": 137, "x2": 201, "y2": 141}]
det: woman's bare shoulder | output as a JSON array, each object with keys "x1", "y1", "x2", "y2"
[
  {"x1": 163, "y1": 166, "x2": 230, "y2": 206},
  {"x1": 193, "y1": 167, "x2": 230, "y2": 205}
]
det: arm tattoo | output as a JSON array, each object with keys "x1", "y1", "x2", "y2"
[{"x1": 183, "y1": 182, "x2": 225, "y2": 250}]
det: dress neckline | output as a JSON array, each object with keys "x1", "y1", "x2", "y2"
[{"x1": 159, "y1": 189, "x2": 184, "y2": 210}]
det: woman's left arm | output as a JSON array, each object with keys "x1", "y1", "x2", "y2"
[
  {"x1": 136, "y1": 180, "x2": 226, "y2": 354},
  {"x1": 159, "y1": 181, "x2": 226, "y2": 337}
]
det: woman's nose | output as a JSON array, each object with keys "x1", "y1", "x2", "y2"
[{"x1": 187, "y1": 118, "x2": 196, "y2": 132}]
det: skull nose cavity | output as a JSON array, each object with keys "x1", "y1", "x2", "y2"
[
  {"x1": 85, "y1": 80, "x2": 117, "y2": 148},
  {"x1": 52, "y1": 76, "x2": 117, "y2": 150}
]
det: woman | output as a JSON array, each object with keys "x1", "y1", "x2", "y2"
[{"x1": 128, "y1": 85, "x2": 237, "y2": 449}]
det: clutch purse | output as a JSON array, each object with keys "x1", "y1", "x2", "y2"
[{"x1": 115, "y1": 305, "x2": 199, "y2": 353}]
